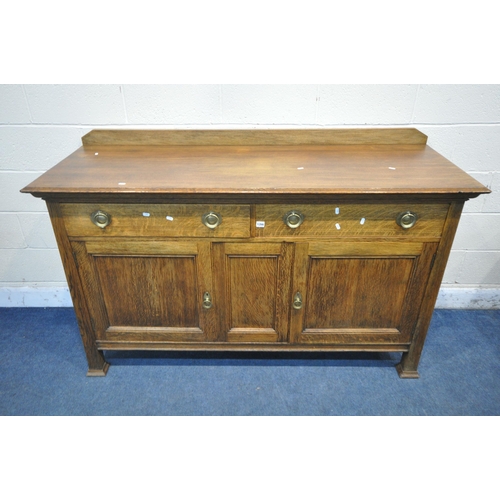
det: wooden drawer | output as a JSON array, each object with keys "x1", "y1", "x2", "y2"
[
  {"x1": 255, "y1": 203, "x2": 449, "y2": 238},
  {"x1": 61, "y1": 203, "x2": 251, "y2": 238}
]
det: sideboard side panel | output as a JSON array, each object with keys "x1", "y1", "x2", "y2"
[
  {"x1": 397, "y1": 201, "x2": 465, "y2": 378},
  {"x1": 46, "y1": 201, "x2": 109, "y2": 376}
]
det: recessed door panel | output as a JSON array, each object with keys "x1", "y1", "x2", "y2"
[
  {"x1": 305, "y1": 257, "x2": 414, "y2": 329},
  {"x1": 214, "y1": 242, "x2": 293, "y2": 342},
  {"x1": 71, "y1": 240, "x2": 214, "y2": 342},
  {"x1": 291, "y1": 241, "x2": 437, "y2": 344},
  {"x1": 94, "y1": 255, "x2": 199, "y2": 328},
  {"x1": 229, "y1": 256, "x2": 278, "y2": 330}
]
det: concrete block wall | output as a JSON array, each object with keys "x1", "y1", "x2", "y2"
[{"x1": 0, "y1": 84, "x2": 499, "y2": 307}]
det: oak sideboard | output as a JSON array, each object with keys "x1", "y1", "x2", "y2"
[{"x1": 22, "y1": 128, "x2": 490, "y2": 377}]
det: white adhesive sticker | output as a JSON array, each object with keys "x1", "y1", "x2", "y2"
[
  {"x1": 166, "y1": 216, "x2": 174, "y2": 221},
  {"x1": 335, "y1": 207, "x2": 340, "y2": 215},
  {"x1": 142, "y1": 212, "x2": 150, "y2": 217},
  {"x1": 335, "y1": 223, "x2": 341, "y2": 230},
  {"x1": 256, "y1": 221, "x2": 266, "y2": 228},
  {"x1": 118, "y1": 182, "x2": 126, "y2": 186},
  {"x1": 360, "y1": 218, "x2": 366, "y2": 225},
  {"x1": 297, "y1": 167, "x2": 304, "y2": 170},
  {"x1": 95, "y1": 152, "x2": 98, "y2": 156},
  {"x1": 389, "y1": 167, "x2": 396, "y2": 170}
]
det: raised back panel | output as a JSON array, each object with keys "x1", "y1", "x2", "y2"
[{"x1": 82, "y1": 128, "x2": 428, "y2": 146}]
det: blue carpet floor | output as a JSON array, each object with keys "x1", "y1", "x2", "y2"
[{"x1": 0, "y1": 308, "x2": 498, "y2": 415}]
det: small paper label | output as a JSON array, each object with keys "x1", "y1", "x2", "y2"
[
  {"x1": 335, "y1": 207, "x2": 340, "y2": 215},
  {"x1": 142, "y1": 212, "x2": 150, "y2": 217},
  {"x1": 166, "y1": 216, "x2": 174, "y2": 221},
  {"x1": 256, "y1": 221, "x2": 265, "y2": 228},
  {"x1": 335, "y1": 223, "x2": 341, "y2": 230},
  {"x1": 118, "y1": 182, "x2": 126, "y2": 186},
  {"x1": 360, "y1": 218, "x2": 366, "y2": 225}
]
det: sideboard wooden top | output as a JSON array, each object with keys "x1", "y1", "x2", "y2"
[{"x1": 22, "y1": 129, "x2": 490, "y2": 200}]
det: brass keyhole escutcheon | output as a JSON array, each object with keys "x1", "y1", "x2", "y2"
[
  {"x1": 202, "y1": 211, "x2": 222, "y2": 229},
  {"x1": 293, "y1": 291, "x2": 303, "y2": 310},
  {"x1": 203, "y1": 292, "x2": 213, "y2": 309},
  {"x1": 91, "y1": 210, "x2": 111, "y2": 229},
  {"x1": 396, "y1": 211, "x2": 417, "y2": 230},
  {"x1": 284, "y1": 210, "x2": 305, "y2": 229}
]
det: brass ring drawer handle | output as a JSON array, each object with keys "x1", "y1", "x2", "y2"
[
  {"x1": 396, "y1": 211, "x2": 418, "y2": 229},
  {"x1": 91, "y1": 210, "x2": 111, "y2": 229},
  {"x1": 284, "y1": 210, "x2": 304, "y2": 229},
  {"x1": 202, "y1": 211, "x2": 222, "y2": 229}
]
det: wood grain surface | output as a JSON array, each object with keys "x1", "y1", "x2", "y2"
[
  {"x1": 289, "y1": 240, "x2": 437, "y2": 345},
  {"x1": 218, "y1": 242, "x2": 293, "y2": 343},
  {"x1": 24, "y1": 130, "x2": 490, "y2": 377},
  {"x1": 71, "y1": 239, "x2": 214, "y2": 343},
  {"x1": 61, "y1": 203, "x2": 251, "y2": 238},
  {"x1": 22, "y1": 144, "x2": 489, "y2": 199},
  {"x1": 255, "y1": 203, "x2": 448, "y2": 238},
  {"x1": 81, "y1": 128, "x2": 428, "y2": 146}
]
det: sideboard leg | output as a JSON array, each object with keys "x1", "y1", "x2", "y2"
[
  {"x1": 396, "y1": 355, "x2": 420, "y2": 378},
  {"x1": 81, "y1": 336, "x2": 110, "y2": 376},
  {"x1": 86, "y1": 358, "x2": 110, "y2": 377}
]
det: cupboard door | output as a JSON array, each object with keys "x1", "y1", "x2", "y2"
[
  {"x1": 71, "y1": 240, "x2": 216, "y2": 343},
  {"x1": 290, "y1": 241, "x2": 437, "y2": 345},
  {"x1": 213, "y1": 242, "x2": 293, "y2": 342}
]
